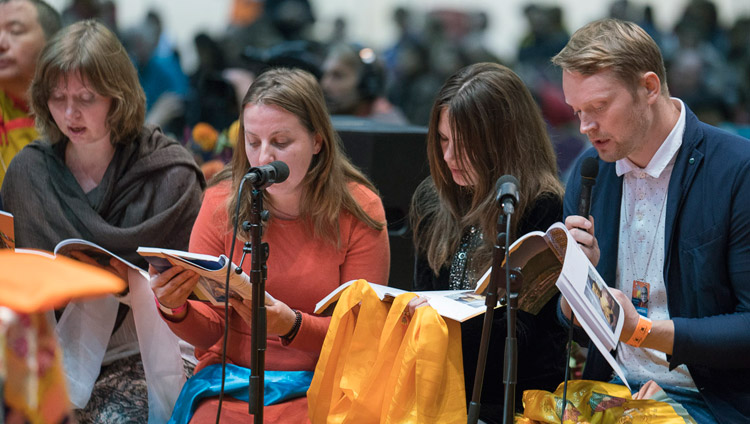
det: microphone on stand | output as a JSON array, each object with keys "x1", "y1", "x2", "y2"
[
  {"x1": 217, "y1": 160, "x2": 290, "y2": 423},
  {"x1": 469, "y1": 174, "x2": 522, "y2": 424},
  {"x1": 243, "y1": 161, "x2": 290, "y2": 188}
]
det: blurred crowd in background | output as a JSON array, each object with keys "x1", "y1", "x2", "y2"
[{"x1": 62, "y1": 0, "x2": 750, "y2": 180}]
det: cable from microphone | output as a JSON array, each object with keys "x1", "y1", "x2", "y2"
[
  {"x1": 243, "y1": 161, "x2": 290, "y2": 189},
  {"x1": 577, "y1": 157, "x2": 599, "y2": 218},
  {"x1": 495, "y1": 175, "x2": 520, "y2": 215}
]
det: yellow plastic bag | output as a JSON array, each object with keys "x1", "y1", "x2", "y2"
[{"x1": 518, "y1": 380, "x2": 695, "y2": 424}]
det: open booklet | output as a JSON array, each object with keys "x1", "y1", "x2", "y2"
[
  {"x1": 137, "y1": 247, "x2": 275, "y2": 306},
  {"x1": 52, "y1": 239, "x2": 145, "y2": 274},
  {"x1": 480, "y1": 222, "x2": 628, "y2": 386},
  {"x1": 315, "y1": 280, "x2": 495, "y2": 323},
  {"x1": 12, "y1": 237, "x2": 147, "y2": 279},
  {"x1": 473, "y1": 222, "x2": 625, "y2": 345},
  {"x1": 472, "y1": 223, "x2": 570, "y2": 315},
  {"x1": 541, "y1": 222, "x2": 629, "y2": 388}
]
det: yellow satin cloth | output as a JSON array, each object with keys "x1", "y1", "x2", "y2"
[
  {"x1": 308, "y1": 280, "x2": 467, "y2": 423},
  {"x1": 517, "y1": 380, "x2": 694, "y2": 424}
]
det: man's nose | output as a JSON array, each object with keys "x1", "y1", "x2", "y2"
[{"x1": 579, "y1": 114, "x2": 597, "y2": 134}]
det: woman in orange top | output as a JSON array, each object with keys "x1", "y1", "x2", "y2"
[{"x1": 149, "y1": 67, "x2": 390, "y2": 422}]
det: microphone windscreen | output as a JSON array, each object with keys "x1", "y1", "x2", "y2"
[
  {"x1": 580, "y1": 157, "x2": 599, "y2": 181},
  {"x1": 269, "y1": 161, "x2": 290, "y2": 183},
  {"x1": 495, "y1": 174, "x2": 520, "y2": 205},
  {"x1": 496, "y1": 174, "x2": 520, "y2": 189}
]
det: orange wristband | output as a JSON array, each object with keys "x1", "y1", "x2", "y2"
[{"x1": 625, "y1": 316, "x2": 652, "y2": 347}]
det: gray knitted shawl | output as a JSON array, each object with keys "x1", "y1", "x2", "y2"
[{"x1": 1, "y1": 125, "x2": 205, "y2": 268}]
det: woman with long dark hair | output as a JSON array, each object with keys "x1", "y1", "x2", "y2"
[{"x1": 411, "y1": 62, "x2": 567, "y2": 422}]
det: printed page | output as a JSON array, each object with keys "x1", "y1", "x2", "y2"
[
  {"x1": 419, "y1": 290, "x2": 497, "y2": 322},
  {"x1": 556, "y1": 230, "x2": 624, "y2": 348},
  {"x1": 474, "y1": 224, "x2": 564, "y2": 315},
  {"x1": 555, "y1": 227, "x2": 629, "y2": 389},
  {"x1": 315, "y1": 281, "x2": 497, "y2": 322},
  {"x1": 137, "y1": 247, "x2": 274, "y2": 306},
  {"x1": 54, "y1": 238, "x2": 143, "y2": 271},
  {"x1": 315, "y1": 280, "x2": 407, "y2": 314}
]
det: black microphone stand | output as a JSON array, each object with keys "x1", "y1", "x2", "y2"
[
  {"x1": 235, "y1": 187, "x2": 269, "y2": 423},
  {"x1": 467, "y1": 211, "x2": 522, "y2": 424}
]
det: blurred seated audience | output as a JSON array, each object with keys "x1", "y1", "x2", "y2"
[
  {"x1": 321, "y1": 43, "x2": 408, "y2": 125},
  {"x1": 123, "y1": 16, "x2": 189, "y2": 134},
  {"x1": 186, "y1": 33, "x2": 239, "y2": 133}
]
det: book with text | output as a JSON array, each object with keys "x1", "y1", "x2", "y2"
[
  {"x1": 314, "y1": 280, "x2": 497, "y2": 323},
  {"x1": 549, "y1": 223, "x2": 629, "y2": 388},
  {"x1": 477, "y1": 222, "x2": 628, "y2": 385},
  {"x1": 473, "y1": 221, "x2": 576, "y2": 315},
  {"x1": 137, "y1": 247, "x2": 274, "y2": 306},
  {"x1": 53, "y1": 238, "x2": 144, "y2": 273}
]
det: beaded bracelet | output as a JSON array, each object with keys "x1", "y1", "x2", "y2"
[
  {"x1": 154, "y1": 295, "x2": 188, "y2": 317},
  {"x1": 625, "y1": 315, "x2": 652, "y2": 347},
  {"x1": 280, "y1": 309, "x2": 302, "y2": 344}
]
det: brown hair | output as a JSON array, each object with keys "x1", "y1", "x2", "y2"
[
  {"x1": 30, "y1": 20, "x2": 146, "y2": 145},
  {"x1": 225, "y1": 67, "x2": 384, "y2": 244},
  {"x1": 411, "y1": 62, "x2": 563, "y2": 273},
  {"x1": 551, "y1": 18, "x2": 669, "y2": 95}
]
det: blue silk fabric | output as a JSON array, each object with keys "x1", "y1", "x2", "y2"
[{"x1": 169, "y1": 364, "x2": 313, "y2": 424}]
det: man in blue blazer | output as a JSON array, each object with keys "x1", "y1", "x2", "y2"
[{"x1": 554, "y1": 19, "x2": 750, "y2": 423}]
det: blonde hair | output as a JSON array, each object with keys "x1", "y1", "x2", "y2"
[
  {"x1": 225, "y1": 68, "x2": 384, "y2": 244},
  {"x1": 411, "y1": 62, "x2": 563, "y2": 273},
  {"x1": 30, "y1": 20, "x2": 146, "y2": 145},
  {"x1": 551, "y1": 18, "x2": 669, "y2": 95}
]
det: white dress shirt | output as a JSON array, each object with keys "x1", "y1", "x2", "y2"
[{"x1": 614, "y1": 99, "x2": 696, "y2": 388}]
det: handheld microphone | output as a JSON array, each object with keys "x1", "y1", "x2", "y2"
[
  {"x1": 577, "y1": 157, "x2": 599, "y2": 218},
  {"x1": 495, "y1": 175, "x2": 520, "y2": 215},
  {"x1": 243, "y1": 161, "x2": 290, "y2": 188}
]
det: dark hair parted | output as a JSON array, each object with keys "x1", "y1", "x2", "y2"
[
  {"x1": 226, "y1": 67, "x2": 384, "y2": 245},
  {"x1": 411, "y1": 62, "x2": 563, "y2": 273},
  {"x1": 30, "y1": 20, "x2": 146, "y2": 145},
  {"x1": 0, "y1": 0, "x2": 62, "y2": 39},
  {"x1": 551, "y1": 18, "x2": 669, "y2": 95}
]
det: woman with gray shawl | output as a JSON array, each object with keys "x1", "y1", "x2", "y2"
[{"x1": 0, "y1": 21, "x2": 205, "y2": 423}]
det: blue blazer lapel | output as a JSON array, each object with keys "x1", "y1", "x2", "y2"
[{"x1": 591, "y1": 160, "x2": 622, "y2": 287}]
